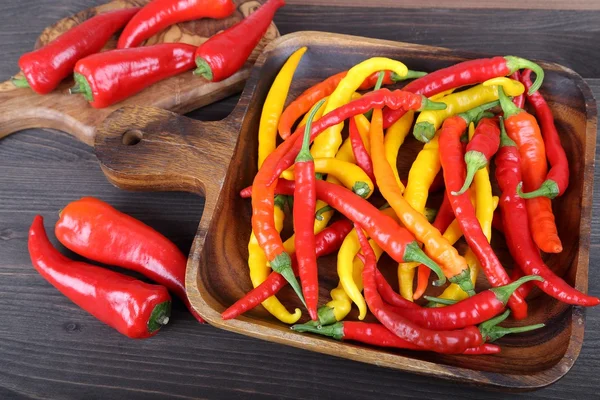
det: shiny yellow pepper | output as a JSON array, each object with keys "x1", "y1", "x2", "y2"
[
  {"x1": 248, "y1": 197, "x2": 301, "y2": 323},
  {"x1": 312, "y1": 57, "x2": 408, "y2": 159},
  {"x1": 413, "y1": 77, "x2": 524, "y2": 143},
  {"x1": 257, "y1": 47, "x2": 307, "y2": 168}
]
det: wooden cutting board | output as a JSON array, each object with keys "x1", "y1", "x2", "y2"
[{"x1": 0, "y1": 0, "x2": 279, "y2": 146}]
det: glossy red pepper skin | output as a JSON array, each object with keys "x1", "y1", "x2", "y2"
[
  {"x1": 439, "y1": 116, "x2": 528, "y2": 320},
  {"x1": 349, "y1": 117, "x2": 375, "y2": 183},
  {"x1": 29, "y1": 215, "x2": 171, "y2": 339},
  {"x1": 356, "y1": 226, "x2": 483, "y2": 354},
  {"x1": 495, "y1": 134, "x2": 600, "y2": 306},
  {"x1": 510, "y1": 71, "x2": 525, "y2": 108},
  {"x1": 194, "y1": 0, "x2": 284, "y2": 82},
  {"x1": 375, "y1": 269, "x2": 420, "y2": 310},
  {"x1": 240, "y1": 179, "x2": 295, "y2": 198},
  {"x1": 414, "y1": 192, "x2": 454, "y2": 300},
  {"x1": 118, "y1": 0, "x2": 235, "y2": 49},
  {"x1": 55, "y1": 197, "x2": 204, "y2": 322},
  {"x1": 382, "y1": 56, "x2": 544, "y2": 128},
  {"x1": 73, "y1": 43, "x2": 196, "y2": 108},
  {"x1": 17, "y1": 8, "x2": 139, "y2": 94},
  {"x1": 520, "y1": 69, "x2": 569, "y2": 198},
  {"x1": 221, "y1": 220, "x2": 353, "y2": 320}
]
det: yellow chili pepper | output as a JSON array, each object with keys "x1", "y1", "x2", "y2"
[
  {"x1": 287, "y1": 158, "x2": 374, "y2": 199},
  {"x1": 312, "y1": 58, "x2": 408, "y2": 159},
  {"x1": 257, "y1": 47, "x2": 307, "y2": 168},
  {"x1": 397, "y1": 133, "x2": 442, "y2": 300},
  {"x1": 413, "y1": 77, "x2": 524, "y2": 143},
  {"x1": 384, "y1": 111, "x2": 413, "y2": 191},
  {"x1": 248, "y1": 197, "x2": 301, "y2": 323}
]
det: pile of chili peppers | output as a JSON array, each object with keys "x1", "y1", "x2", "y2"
[
  {"x1": 229, "y1": 48, "x2": 599, "y2": 355},
  {"x1": 13, "y1": 0, "x2": 284, "y2": 107},
  {"x1": 29, "y1": 197, "x2": 203, "y2": 339}
]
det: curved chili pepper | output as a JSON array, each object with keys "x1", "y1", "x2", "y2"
[
  {"x1": 278, "y1": 70, "x2": 425, "y2": 140},
  {"x1": 517, "y1": 69, "x2": 570, "y2": 199},
  {"x1": 349, "y1": 117, "x2": 375, "y2": 183},
  {"x1": 382, "y1": 55, "x2": 545, "y2": 129},
  {"x1": 118, "y1": 0, "x2": 235, "y2": 49},
  {"x1": 221, "y1": 219, "x2": 353, "y2": 320},
  {"x1": 258, "y1": 47, "x2": 306, "y2": 168},
  {"x1": 292, "y1": 321, "x2": 501, "y2": 355},
  {"x1": 510, "y1": 71, "x2": 525, "y2": 108},
  {"x1": 355, "y1": 225, "x2": 483, "y2": 354},
  {"x1": 384, "y1": 111, "x2": 414, "y2": 190},
  {"x1": 293, "y1": 102, "x2": 322, "y2": 320},
  {"x1": 454, "y1": 117, "x2": 500, "y2": 195},
  {"x1": 248, "y1": 196, "x2": 301, "y2": 324},
  {"x1": 369, "y1": 108, "x2": 471, "y2": 293},
  {"x1": 495, "y1": 86, "x2": 562, "y2": 253},
  {"x1": 194, "y1": 0, "x2": 284, "y2": 82},
  {"x1": 251, "y1": 91, "x2": 444, "y2": 297},
  {"x1": 511, "y1": 266, "x2": 535, "y2": 300},
  {"x1": 495, "y1": 118, "x2": 599, "y2": 306},
  {"x1": 71, "y1": 43, "x2": 196, "y2": 108},
  {"x1": 439, "y1": 103, "x2": 529, "y2": 320},
  {"x1": 13, "y1": 8, "x2": 140, "y2": 94},
  {"x1": 30, "y1": 215, "x2": 171, "y2": 339},
  {"x1": 55, "y1": 197, "x2": 203, "y2": 323},
  {"x1": 413, "y1": 78, "x2": 523, "y2": 143},
  {"x1": 395, "y1": 275, "x2": 542, "y2": 330},
  {"x1": 414, "y1": 192, "x2": 454, "y2": 300}
]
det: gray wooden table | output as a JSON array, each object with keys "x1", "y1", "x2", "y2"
[{"x1": 1, "y1": 1, "x2": 599, "y2": 398}]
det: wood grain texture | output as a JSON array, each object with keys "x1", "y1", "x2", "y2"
[
  {"x1": 286, "y1": 0, "x2": 600, "y2": 10},
  {"x1": 1, "y1": 1, "x2": 600, "y2": 398},
  {"x1": 92, "y1": 32, "x2": 596, "y2": 389},
  {"x1": 0, "y1": 0, "x2": 279, "y2": 146}
]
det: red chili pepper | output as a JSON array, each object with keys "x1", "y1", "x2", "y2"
[
  {"x1": 293, "y1": 102, "x2": 322, "y2": 320},
  {"x1": 349, "y1": 117, "x2": 375, "y2": 183},
  {"x1": 396, "y1": 275, "x2": 542, "y2": 330},
  {"x1": 517, "y1": 69, "x2": 570, "y2": 199},
  {"x1": 29, "y1": 215, "x2": 171, "y2": 339},
  {"x1": 414, "y1": 192, "x2": 455, "y2": 300},
  {"x1": 510, "y1": 71, "x2": 525, "y2": 108},
  {"x1": 71, "y1": 43, "x2": 196, "y2": 108},
  {"x1": 117, "y1": 0, "x2": 235, "y2": 49},
  {"x1": 194, "y1": 0, "x2": 284, "y2": 82},
  {"x1": 54, "y1": 197, "x2": 203, "y2": 323},
  {"x1": 495, "y1": 118, "x2": 599, "y2": 306},
  {"x1": 292, "y1": 321, "x2": 501, "y2": 355},
  {"x1": 382, "y1": 56, "x2": 545, "y2": 129},
  {"x1": 440, "y1": 103, "x2": 529, "y2": 320},
  {"x1": 13, "y1": 8, "x2": 140, "y2": 94},
  {"x1": 375, "y1": 269, "x2": 420, "y2": 310},
  {"x1": 240, "y1": 179, "x2": 295, "y2": 198},
  {"x1": 496, "y1": 87, "x2": 562, "y2": 253},
  {"x1": 492, "y1": 208, "x2": 504, "y2": 234},
  {"x1": 277, "y1": 70, "x2": 426, "y2": 140},
  {"x1": 511, "y1": 266, "x2": 535, "y2": 300},
  {"x1": 355, "y1": 224, "x2": 482, "y2": 354},
  {"x1": 221, "y1": 219, "x2": 353, "y2": 320},
  {"x1": 251, "y1": 90, "x2": 444, "y2": 304},
  {"x1": 454, "y1": 117, "x2": 500, "y2": 195}
]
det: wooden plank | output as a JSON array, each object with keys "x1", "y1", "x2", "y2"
[{"x1": 287, "y1": 0, "x2": 600, "y2": 10}]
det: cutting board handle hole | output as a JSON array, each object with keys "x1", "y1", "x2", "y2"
[{"x1": 122, "y1": 129, "x2": 143, "y2": 146}]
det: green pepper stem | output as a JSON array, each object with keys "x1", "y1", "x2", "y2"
[
  {"x1": 403, "y1": 242, "x2": 446, "y2": 286},
  {"x1": 11, "y1": 76, "x2": 30, "y2": 88},
  {"x1": 352, "y1": 181, "x2": 371, "y2": 198},
  {"x1": 271, "y1": 253, "x2": 307, "y2": 308},
  {"x1": 374, "y1": 71, "x2": 385, "y2": 91},
  {"x1": 452, "y1": 151, "x2": 488, "y2": 196},
  {"x1": 517, "y1": 180, "x2": 560, "y2": 200},
  {"x1": 458, "y1": 100, "x2": 500, "y2": 126},
  {"x1": 301, "y1": 306, "x2": 337, "y2": 327},
  {"x1": 504, "y1": 55, "x2": 545, "y2": 95},
  {"x1": 296, "y1": 99, "x2": 325, "y2": 163},
  {"x1": 490, "y1": 275, "x2": 544, "y2": 305},
  {"x1": 315, "y1": 205, "x2": 333, "y2": 221},
  {"x1": 424, "y1": 207, "x2": 438, "y2": 223},
  {"x1": 485, "y1": 323, "x2": 545, "y2": 343},
  {"x1": 497, "y1": 86, "x2": 521, "y2": 120},
  {"x1": 413, "y1": 122, "x2": 436, "y2": 143},
  {"x1": 70, "y1": 73, "x2": 94, "y2": 102},
  {"x1": 147, "y1": 301, "x2": 172, "y2": 333},
  {"x1": 423, "y1": 296, "x2": 458, "y2": 306},
  {"x1": 274, "y1": 195, "x2": 286, "y2": 210},
  {"x1": 291, "y1": 321, "x2": 344, "y2": 340},
  {"x1": 419, "y1": 96, "x2": 448, "y2": 111},
  {"x1": 448, "y1": 268, "x2": 476, "y2": 296},
  {"x1": 193, "y1": 58, "x2": 214, "y2": 81},
  {"x1": 499, "y1": 117, "x2": 516, "y2": 147},
  {"x1": 391, "y1": 70, "x2": 428, "y2": 82}
]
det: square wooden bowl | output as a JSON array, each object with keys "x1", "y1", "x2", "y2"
[{"x1": 95, "y1": 31, "x2": 597, "y2": 390}]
